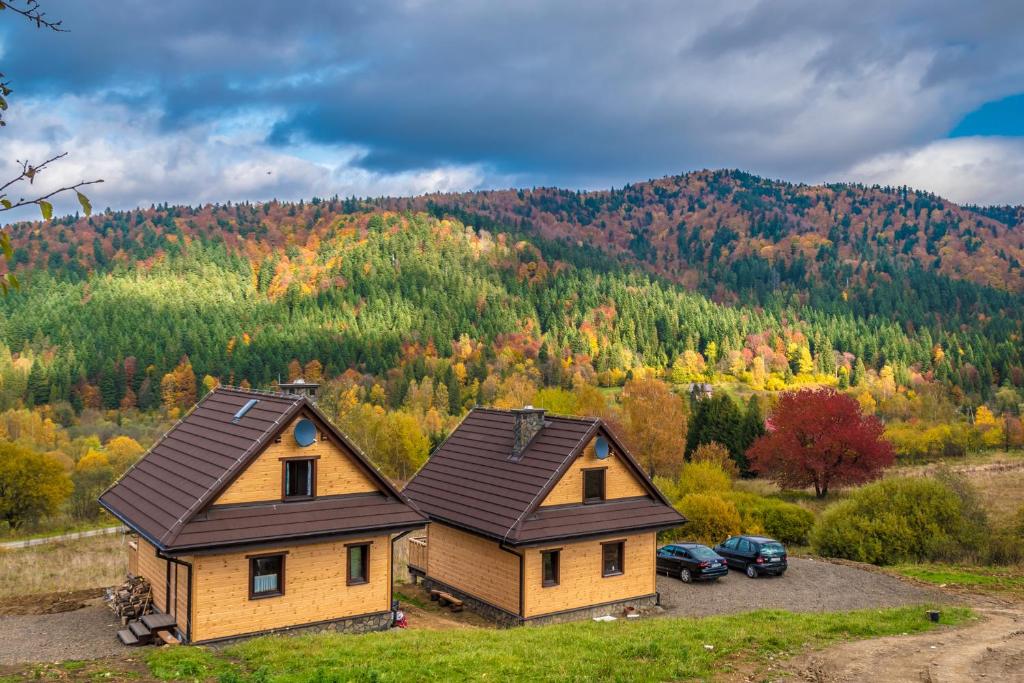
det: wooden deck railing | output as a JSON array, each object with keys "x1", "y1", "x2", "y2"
[{"x1": 407, "y1": 535, "x2": 427, "y2": 571}]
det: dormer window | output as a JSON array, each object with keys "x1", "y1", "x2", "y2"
[
  {"x1": 583, "y1": 468, "x2": 606, "y2": 503},
  {"x1": 282, "y1": 457, "x2": 316, "y2": 499}
]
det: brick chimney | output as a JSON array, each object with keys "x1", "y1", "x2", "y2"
[{"x1": 512, "y1": 406, "x2": 546, "y2": 459}]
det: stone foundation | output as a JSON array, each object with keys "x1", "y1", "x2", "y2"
[
  {"x1": 525, "y1": 594, "x2": 659, "y2": 626},
  {"x1": 420, "y1": 575, "x2": 658, "y2": 628},
  {"x1": 200, "y1": 610, "x2": 393, "y2": 646}
]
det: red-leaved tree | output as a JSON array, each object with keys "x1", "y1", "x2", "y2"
[{"x1": 747, "y1": 388, "x2": 894, "y2": 497}]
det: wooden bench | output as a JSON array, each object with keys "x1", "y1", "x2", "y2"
[
  {"x1": 155, "y1": 630, "x2": 180, "y2": 646},
  {"x1": 430, "y1": 590, "x2": 464, "y2": 612}
]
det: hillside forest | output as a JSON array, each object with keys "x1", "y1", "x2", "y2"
[{"x1": 0, "y1": 171, "x2": 1022, "y2": 547}]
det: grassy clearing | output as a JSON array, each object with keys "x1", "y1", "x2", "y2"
[
  {"x1": 890, "y1": 563, "x2": 1024, "y2": 599},
  {"x1": 0, "y1": 512, "x2": 121, "y2": 542},
  {"x1": 0, "y1": 532, "x2": 126, "y2": 598},
  {"x1": 147, "y1": 605, "x2": 971, "y2": 683}
]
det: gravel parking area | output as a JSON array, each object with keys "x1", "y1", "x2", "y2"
[
  {"x1": 0, "y1": 599, "x2": 124, "y2": 665},
  {"x1": 657, "y1": 557, "x2": 955, "y2": 617}
]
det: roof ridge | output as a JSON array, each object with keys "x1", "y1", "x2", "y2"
[
  {"x1": 212, "y1": 385, "x2": 304, "y2": 400},
  {"x1": 470, "y1": 405, "x2": 601, "y2": 423}
]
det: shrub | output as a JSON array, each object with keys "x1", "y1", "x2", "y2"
[
  {"x1": 725, "y1": 492, "x2": 815, "y2": 545},
  {"x1": 677, "y1": 493, "x2": 741, "y2": 545},
  {"x1": 691, "y1": 442, "x2": 739, "y2": 479},
  {"x1": 654, "y1": 461, "x2": 732, "y2": 505},
  {"x1": 811, "y1": 477, "x2": 970, "y2": 565}
]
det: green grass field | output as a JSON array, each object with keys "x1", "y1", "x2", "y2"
[
  {"x1": 147, "y1": 606, "x2": 971, "y2": 683},
  {"x1": 891, "y1": 564, "x2": 1024, "y2": 598}
]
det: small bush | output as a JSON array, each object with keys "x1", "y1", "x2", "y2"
[
  {"x1": 677, "y1": 493, "x2": 741, "y2": 545},
  {"x1": 691, "y1": 442, "x2": 739, "y2": 479},
  {"x1": 726, "y1": 492, "x2": 815, "y2": 545},
  {"x1": 674, "y1": 462, "x2": 732, "y2": 498},
  {"x1": 811, "y1": 477, "x2": 971, "y2": 565}
]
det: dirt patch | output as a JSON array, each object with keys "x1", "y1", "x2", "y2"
[
  {"x1": 0, "y1": 600, "x2": 125, "y2": 665},
  {"x1": 0, "y1": 656, "x2": 154, "y2": 682},
  {"x1": 394, "y1": 582, "x2": 493, "y2": 630},
  {"x1": 0, "y1": 587, "x2": 105, "y2": 616},
  {"x1": 657, "y1": 557, "x2": 958, "y2": 617},
  {"x1": 780, "y1": 607, "x2": 1024, "y2": 682}
]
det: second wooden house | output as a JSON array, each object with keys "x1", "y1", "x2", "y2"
[{"x1": 403, "y1": 406, "x2": 685, "y2": 625}]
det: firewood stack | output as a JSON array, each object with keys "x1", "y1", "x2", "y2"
[{"x1": 106, "y1": 576, "x2": 153, "y2": 625}]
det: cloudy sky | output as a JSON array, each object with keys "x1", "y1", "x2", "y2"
[{"x1": 2, "y1": 0, "x2": 1023, "y2": 220}]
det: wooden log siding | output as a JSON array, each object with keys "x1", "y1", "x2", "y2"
[
  {"x1": 136, "y1": 537, "x2": 169, "y2": 612},
  {"x1": 215, "y1": 416, "x2": 378, "y2": 505},
  {"x1": 541, "y1": 440, "x2": 647, "y2": 507},
  {"x1": 426, "y1": 523, "x2": 520, "y2": 614},
  {"x1": 521, "y1": 532, "x2": 656, "y2": 618},
  {"x1": 189, "y1": 535, "x2": 390, "y2": 642}
]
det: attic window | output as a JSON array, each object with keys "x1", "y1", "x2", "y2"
[
  {"x1": 282, "y1": 458, "x2": 316, "y2": 499},
  {"x1": 583, "y1": 468, "x2": 606, "y2": 504}
]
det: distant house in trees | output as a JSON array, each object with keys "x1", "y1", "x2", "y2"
[
  {"x1": 403, "y1": 407, "x2": 685, "y2": 625},
  {"x1": 99, "y1": 386, "x2": 426, "y2": 644},
  {"x1": 686, "y1": 383, "x2": 714, "y2": 400}
]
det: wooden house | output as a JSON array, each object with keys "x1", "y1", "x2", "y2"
[
  {"x1": 403, "y1": 407, "x2": 685, "y2": 625},
  {"x1": 99, "y1": 386, "x2": 426, "y2": 645}
]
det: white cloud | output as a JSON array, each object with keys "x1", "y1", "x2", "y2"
[
  {"x1": 839, "y1": 136, "x2": 1024, "y2": 205},
  {"x1": 0, "y1": 95, "x2": 493, "y2": 223}
]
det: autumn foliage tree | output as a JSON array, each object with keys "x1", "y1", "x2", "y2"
[
  {"x1": 0, "y1": 441, "x2": 72, "y2": 528},
  {"x1": 160, "y1": 356, "x2": 197, "y2": 414},
  {"x1": 747, "y1": 388, "x2": 894, "y2": 497},
  {"x1": 620, "y1": 376, "x2": 687, "y2": 476}
]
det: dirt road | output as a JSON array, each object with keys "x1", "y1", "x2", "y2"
[{"x1": 783, "y1": 605, "x2": 1024, "y2": 682}]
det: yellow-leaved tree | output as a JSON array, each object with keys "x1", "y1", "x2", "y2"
[{"x1": 0, "y1": 442, "x2": 72, "y2": 528}]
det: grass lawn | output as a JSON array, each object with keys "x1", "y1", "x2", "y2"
[
  {"x1": 0, "y1": 533, "x2": 126, "y2": 598},
  {"x1": 147, "y1": 605, "x2": 971, "y2": 683},
  {"x1": 890, "y1": 563, "x2": 1024, "y2": 599}
]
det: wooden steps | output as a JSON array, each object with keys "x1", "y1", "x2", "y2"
[
  {"x1": 116, "y1": 629, "x2": 140, "y2": 646},
  {"x1": 118, "y1": 612, "x2": 178, "y2": 647},
  {"x1": 141, "y1": 613, "x2": 177, "y2": 631}
]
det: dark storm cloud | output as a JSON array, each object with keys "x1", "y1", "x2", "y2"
[{"x1": 2, "y1": 0, "x2": 1024, "y2": 207}]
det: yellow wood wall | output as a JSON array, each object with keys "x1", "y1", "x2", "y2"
[
  {"x1": 541, "y1": 436, "x2": 647, "y2": 506},
  {"x1": 136, "y1": 538, "x2": 169, "y2": 613},
  {"x1": 426, "y1": 523, "x2": 520, "y2": 614},
  {"x1": 190, "y1": 535, "x2": 390, "y2": 642},
  {"x1": 522, "y1": 532, "x2": 656, "y2": 618},
  {"x1": 215, "y1": 414, "x2": 378, "y2": 505}
]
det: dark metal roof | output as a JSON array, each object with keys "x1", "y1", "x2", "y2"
[
  {"x1": 512, "y1": 497, "x2": 686, "y2": 545},
  {"x1": 99, "y1": 386, "x2": 425, "y2": 552},
  {"x1": 402, "y1": 407, "x2": 684, "y2": 545},
  {"x1": 169, "y1": 492, "x2": 426, "y2": 552}
]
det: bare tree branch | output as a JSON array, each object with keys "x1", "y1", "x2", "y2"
[{"x1": 0, "y1": 0, "x2": 66, "y2": 32}]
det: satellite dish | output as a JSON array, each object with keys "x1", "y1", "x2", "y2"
[
  {"x1": 594, "y1": 436, "x2": 610, "y2": 459},
  {"x1": 294, "y1": 419, "x2": 317, "y2": 447}
]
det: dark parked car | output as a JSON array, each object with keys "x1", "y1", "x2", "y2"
[
  {"x1": 714, "y1": 536, "x2": 788, "y2": 578},
  {"x1": 656, "y1": 542, "x2": 729, "y2": 582}
]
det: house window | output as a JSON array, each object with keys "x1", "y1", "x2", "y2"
[
  {"x1": 249, "y1": 554, "x2": 284, "y2": 599},
  {"x1": 541, "y1": 549, "x2": 560, "y2": 587},
  {"x1": 602, "y1": 540, "x2": 624, "y2": 577},
  {"x1": 347, "y1": 543, "x2": 370, "y2": 585},
  {"x1": 283, "y1": 458, "x2": 316, "y2": 499},
  {"x1": 583, "y1": 468, "x2": 606, "y2": 503}
]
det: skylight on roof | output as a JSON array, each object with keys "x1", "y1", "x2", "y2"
[{"x1": 232, "y1": 399, "x2": 259, "y2": 423}]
